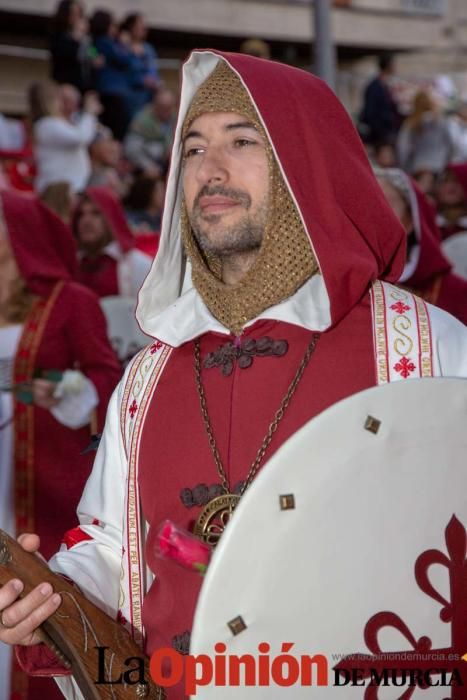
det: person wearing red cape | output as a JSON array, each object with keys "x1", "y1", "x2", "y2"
[
  {"x1": 0, "y1": 190, "x2": 121, "y2": 700},
  {"x1": 0, "y1": 52, "x2": 466, "y2": 700},
  {"x1": 435, "y1": 163, "x2": 467, "y2": 240},
  {"x1": 73, "y1": 186, "x2": 153, "y2": 298},
  {"x1": 376, "y1": 167, "x2": 467, "y2": 325}
]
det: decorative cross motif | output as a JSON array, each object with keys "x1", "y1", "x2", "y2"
[
  {"x1": 394, "y1": 356, "x2": 416, "y2": 378},
  {"x1": 129, "y1": 399, "x2": 138, "y2": 418},
  {"x1": 390, "y1": 302, "x2": 411, "y2": 314},
  {"x1": 150, "y1": 341, "x2": 163, "y2": 355},
  {"x1": 334, "y1": 515, "x2": 467, "y2": 699}
]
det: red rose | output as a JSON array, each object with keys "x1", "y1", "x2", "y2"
[{"x1": 157, "y1": 520, "x2": 211, "y2": 574}]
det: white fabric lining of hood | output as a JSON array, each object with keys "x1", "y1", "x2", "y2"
[
  {"x1": 142, "y1": 273, "x2": 330, "y2": 347},
  {"x1": 136, "y1": 51, "x2": 331, "y2": 345}
]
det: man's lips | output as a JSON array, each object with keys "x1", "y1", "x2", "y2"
[{"x1": 198, "y1": 196, "x2": 240, "y2": 213}]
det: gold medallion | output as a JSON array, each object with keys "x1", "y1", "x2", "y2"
[{"x1": 194, "y1": 494, "x2": 240, "y2": 547}]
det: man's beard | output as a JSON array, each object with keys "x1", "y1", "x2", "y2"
[{"x1": 189, "y1": 185, "x2": 268, "y2": 257}]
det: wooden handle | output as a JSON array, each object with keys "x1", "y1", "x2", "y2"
[{"x1": 0, "y1": 530, "x2": 165, "y2": 699}]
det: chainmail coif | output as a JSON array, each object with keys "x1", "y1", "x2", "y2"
[{"x1": 181, "y1": 60, "x2": 319, "y2": 336}]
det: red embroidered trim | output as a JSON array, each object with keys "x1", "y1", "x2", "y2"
[
  {"x1": 380, "y1": 282, "x2": 390, "y2": 383},
  {"x1": 129, "y1": 399, "x2": 138, "y2": 418},
  {"x1": 120, "y1": 347, "x2": 146, "y2": 458},
  {"x1": 13, "y1": 281, "x2": 65, "y2": 536},
  {"x1": 124, "y1": 345, "x2": 172, "y2": 648},
  {"x1": 425, "y1": 298, "x2": 434, "y2": 377}
]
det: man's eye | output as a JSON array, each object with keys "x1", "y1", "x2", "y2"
[
  {"x1": 184, "y1": 147, "x2": 204, "y2": 158},
  {"x1": 234, "y1": 139, "x2": 255, "y2": 148}
]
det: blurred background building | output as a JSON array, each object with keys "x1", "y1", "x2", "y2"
[{"x1": 1, "y1": 0, "x2": 467, "y2": 115}]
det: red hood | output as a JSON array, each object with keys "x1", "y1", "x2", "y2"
[
  {"x1": 218, "y1": 52, "x2": 406, "y2": 325},
  {"x1": 137, "y1": 51, "x2": 407, "y2": 336},
  {"x1": 404, "y1": 178, "x2": 452, "y2": 287},
  {"x1": 1, "y1": 190, "x2": 76, "y2": 296},
  {"x1": 83, "y1": 186, "x2": 135, "y2": 253}
]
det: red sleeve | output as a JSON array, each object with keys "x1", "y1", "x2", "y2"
[
  {"x1": 15, "y1": 644, "x2": 71, "y2": 677},
  {"x1": 63, "y1": 283, "x2": 122, "y2": 429}
]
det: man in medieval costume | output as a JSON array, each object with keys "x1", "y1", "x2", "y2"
[{"x1": 0, "y1": 52, "x2": 466, "y2": 700}]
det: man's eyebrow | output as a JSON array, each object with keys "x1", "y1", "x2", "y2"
[
  {"x1": 224, "y1": 121, "x2": 258, "y2": 132},
  {"x1": 183, "y1": 122, "x2": 259, "y2": 142},
  {"x1": 184, "y1": 129, "x2": 203, "y2": 141}
]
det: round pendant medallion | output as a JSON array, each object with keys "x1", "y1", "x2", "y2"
[{"x1": 194, "y1": 494, "x2": 240, "y2": 547}]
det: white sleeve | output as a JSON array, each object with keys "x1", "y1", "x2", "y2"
[
  {"x1": 50, "y1": 376, "x2": 98, "y2": 429},
  {"x1": 428, "y1": 303, "x2": 467, "y2": 377},
  {"x1": 35, "y1": 115, "x2": 97, "y2": 149}
]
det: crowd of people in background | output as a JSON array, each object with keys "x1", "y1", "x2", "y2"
[
  {"x1": 50, "y1": 0, "x2": 161, "y2": 137},
  {"x1": 1, "y1": 0, "x2": 176, "y2": 242},
  {"x1": 359, "y1": 52, "x2": 467, "y2": 312},
  {"x1": 360, "y1": 52, "x2": 467, "y2": 197}
]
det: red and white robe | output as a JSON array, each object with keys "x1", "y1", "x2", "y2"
[{"x1": 19, "y1": 280, "x2": 467, "y2": 700}]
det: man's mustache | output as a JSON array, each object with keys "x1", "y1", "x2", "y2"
[{"x1": 193, "y1": 185, "x2": 251, "y2": 210}]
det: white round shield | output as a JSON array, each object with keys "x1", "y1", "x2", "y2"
[
  {"x1": 191, "y1": 378, "x2": 467, "y2": 699},
  {"x1": 442, "y1": 232, "x2": 467, "y2": 280}
]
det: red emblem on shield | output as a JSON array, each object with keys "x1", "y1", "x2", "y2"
[{"x1": 334, "y1": 515, "x2": 467, "y2": 698}]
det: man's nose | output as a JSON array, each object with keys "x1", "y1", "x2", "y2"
[{"x1": 196, "y1": 149, "x2": 229, "y2": 185}]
